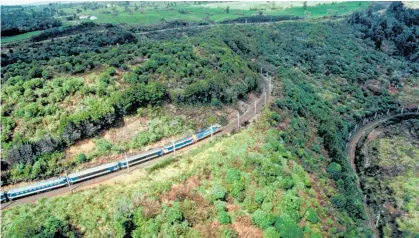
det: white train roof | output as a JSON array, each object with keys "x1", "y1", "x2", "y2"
[
  {"x1": 7, "y1": 177, "x2": 66, "y2": 194},
  {"x1": 125, "y1": 148, "x2": 162, "y2": 161},
  {"x1": 68, "y1": 162, "x2": 119, "y2": 178}
]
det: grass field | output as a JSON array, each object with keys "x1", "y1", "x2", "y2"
[
  {"x1": 1, "y1": 30, "x2": 43, "y2": 44},
  {"x1": 60, "y1": 1, "x2": 370, "y2": 26},
  {"x1": 2, "y1": 2, "x2": 369, "y2": 44}
]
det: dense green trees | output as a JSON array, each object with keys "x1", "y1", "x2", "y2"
[
  {"x1": 1, "y1": 6, "x2": 61, "y2": 36},
  {"x1": 349, "y1": 2, "x2": 419, "y2": 62}
]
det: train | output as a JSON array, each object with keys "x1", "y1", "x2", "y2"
[{"x1": 1, "y1": 125, "x2": 222, "y2": 203}]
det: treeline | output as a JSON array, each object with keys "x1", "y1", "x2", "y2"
[
  {"x1": 219, "y1": 15, "x2": 301, "y2": 24},
  {"x1": 3, "y1": 82, "x2": 165, "y2": 183},
  {"x1": 30, "y1": 22, "x2": 102, "y2": 42},
  {"x1": 349, "y1": 2, "x2": 419, "y2": 62},
  {"x1": 1, "y1": 25, "x2": 137, "y2": 68},
  {"x1": 1, "y1": 6, "x2": 61, "y2": 36}
]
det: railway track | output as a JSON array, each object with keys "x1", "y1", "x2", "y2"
[
  {"x1": 1, "y1": 76, "x2": 271, "y2": 210},
  {"x1": 347, "y1": 112, "x2": 419, "y2": 237}
]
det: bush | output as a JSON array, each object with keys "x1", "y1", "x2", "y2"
[
  {"x1": 263, "y1": 227, "x2": 280, "y2": 238},
  {"x1": 123, "y1": 72, "x2": 139, "y2": 83},
  {"x1": 214, "y1": 200, "x2": 227, "y2": 212},
  {"x1": 251, "y1": 210, "x2": 275, "y2": 229},
  {"x1": 306, "y1": 208, "x2": 319, "y2": 224},
  {"x1": 332, "y1": 194, "x2": 346, "y2": 209},
  {"x1": 327, "y1": 162, "x2": 342, "y2": 178},
  {"x1": 220, "y1": 228, "x2": 238, "y2": 238},
  {"x1": 254, "y1": 189, "x2": 266, "y2": 205},
  {"x1": 74, "y1": 153, "x2": 87, "y2": 164},
  {"x1": 212, "y1": 184, "x2": 227, "y2": 201},
  {"x1": 165, "y1": 204, "x2": 184, "y2": 224},
  {"x1": 218, "y1": 211, "x2": 231, "y2": 224},
  {"x1": 274, "y1": 217, "x2": 303, "y2": 238}
]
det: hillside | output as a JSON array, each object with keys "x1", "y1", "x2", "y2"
[
  {"x1": 355, "y1": 117, "x2": 419, "y2": 237},
  {"x1": 1, "y1": 2, "x2": 419, "y2": 238},
  {"x1": 1, "y1": 121, "x2": 343, "y2": 237}
]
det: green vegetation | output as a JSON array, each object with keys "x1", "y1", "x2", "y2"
[
  {"x1": 1, "y1": 30, "x2": 43, "y2": 44},
  {"x1": 1, "y1": 2, "x2": 418, "y2": 237},
  {"x1": 356, "y1": 118, "x2": 419, "y2": 237},
  {"x1": 2, "y1": 123, "x2": 332, "y2": 237}
]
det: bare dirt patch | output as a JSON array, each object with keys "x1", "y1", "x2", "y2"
[
  {"x1": 232, "y1": 216, "x2": 263, "y2": 238},
  {"x1": 65, "y1": 139, "x2": 96, "y2": 159},
  {"x1": 103, "y1": 116, "x2": 147, "y2": 143}
]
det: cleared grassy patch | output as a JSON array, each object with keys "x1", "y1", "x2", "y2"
[{"x1": 1, "y1": 30, "x2": 42, "y2": 43}]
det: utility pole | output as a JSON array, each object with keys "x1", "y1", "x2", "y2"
[
  {"x1": 254, "y1": 101, "x2": 257, "y2": 115},
  {"x1": 237, "y1": 112, "x2": 240, "y2": 129},
  {"x1": 64, "y1": 168, "x2": 72, "y2": 193},
  {"x1": 387, "y1": 109, "x2": 390, "y2": 116},
  {"x1": 375, "y1": 211, "x2": 381, "y2": 227},
  {"x1": 374, "y1": 112, "x2": 377, "y2": 120},
  {"x1": 125, "y1": 152, "x2": 129, "y2": 172},
  {"x1": 264, "y1": 91, "x2": 267, "y2": 105},
  {"x1": 172, "y1": 139, "x2": 176, "y2": 155},
  {"x1": 401, "y1": 106, "x2": 404, "y2": 114}
]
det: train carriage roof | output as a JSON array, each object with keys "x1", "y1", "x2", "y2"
[
  {"x1": 68, "y1": 162, "x2": 119, "y2": 179},
  {"x1": 126, "y1": 148, "x2": 163, "y2": 161},
  {"x1": 7, "y1": 177, "x2": 67, "y2": 194},
  {"x1": 164, "y1": 136, "x2": 193, "y2": 148}
]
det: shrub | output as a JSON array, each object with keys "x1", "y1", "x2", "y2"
[
  {"x1": 274, "y1": 217, "x2": 303, "y2": 238},
  {"x1": 251, "y1": 210, "x2": 275, "y2": 229},
  {"x1": 107, "y1": 67, "x2": 117, "y2": 76},
  {"x1": 212, "y1": 184, "x2": 227, "y2": 201},
  {"x1": 74, "y1": 153, "x2": 87, "y2": 164},
  {"x1": 327, "y1": 162, "x2": 342, "y2": 178},
  {"x1": 331, "y1": 194, "x2": 346, "y2": 209},
  {"x1": 218, "y1": 211, "x2": 231, "y2": 224},
  {"x1": 123, "y1": 72, "x2": 139, "y2": 83},
  {"x1": 306, "y1": 208, "x2": 319, "y2": 224},
  {"x1": 254, "y1": 189, "x2": 266, "y2": 205},
  {"x1": 95, "y1": 138, "x2": 113, "y2": 154},
  {"x1": 214, "y1": 200, "x2": 227, "y2": 212},
  {"x1": 220, "y1": 228, "x2": 238, "y2": 238},
  {"x1": 263, "y1": 227, "x2": 280, "y2": 238},
  {"x1": 165, "y1": 205, "x2": 184, "y2": 224}
]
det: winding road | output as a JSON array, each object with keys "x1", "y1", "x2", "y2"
[{"x1": 347, "y1": 112, "x2": 419, "y2": 237}]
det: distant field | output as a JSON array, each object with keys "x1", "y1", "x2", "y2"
[
  {"x1": 1, "y1": 30, "x2": 42, "y2": 43},
  {"x1": 60, "y1": 1, "x2": 370, "y2": 25},
  {"x1": 2, "y1": 2, "x2": 369, "y2": 44}
]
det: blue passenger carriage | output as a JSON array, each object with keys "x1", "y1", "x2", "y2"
[
  {"x1": 68, "y1": 162, "x2": 120, "y2": 184},
  {"x1": 1, "y1": 191, "x2": 7, "y2": 203},
  {"x1": 163, "y1": 136, "x2": 194, "y2": 153},
  {"x1": 119, "y1": 148, "x2": 163, "y2": 168},
  {"x1": 7, "y1": 177, "x2": 67, "y2": 200},
  {"x1": 194, "y1": 124, "x2": 222, "y2": 141}
]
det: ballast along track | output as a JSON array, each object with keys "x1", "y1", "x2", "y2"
[{"x1": 1, "y1": 76, "x2": 272, "y2": 209}]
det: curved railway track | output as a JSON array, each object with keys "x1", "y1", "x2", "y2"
[
  {"x1": 1, "y1": 76, "x2": 271, "y2": 210},
  {"x1": 347, "y1": 112, "x2": 419, "y2": 237}
]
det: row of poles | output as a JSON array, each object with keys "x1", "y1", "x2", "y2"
[
  {"x1": 344, "y1": 104, "x2": 418, "y2": 228},
  {"x1": 346, "y1": 105, "x2": 419, "y2": 146},
  {"x1": 237, "y1": 69, "x2": 271, "y2": 129},
  {"x1": 63, "y1": 70, "x2": 273, "y2": 192}
]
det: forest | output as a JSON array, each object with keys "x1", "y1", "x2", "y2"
[
  {"x1": 1, "y1": 6, "x2": 62, "y2": 36},
  {"x1": 1, "y1": 1, "x2": 419, "y2": 238}
]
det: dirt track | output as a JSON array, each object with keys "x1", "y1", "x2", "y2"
[{"x1": 1, "y1": 76, "x2": 271, "y2": 210}]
